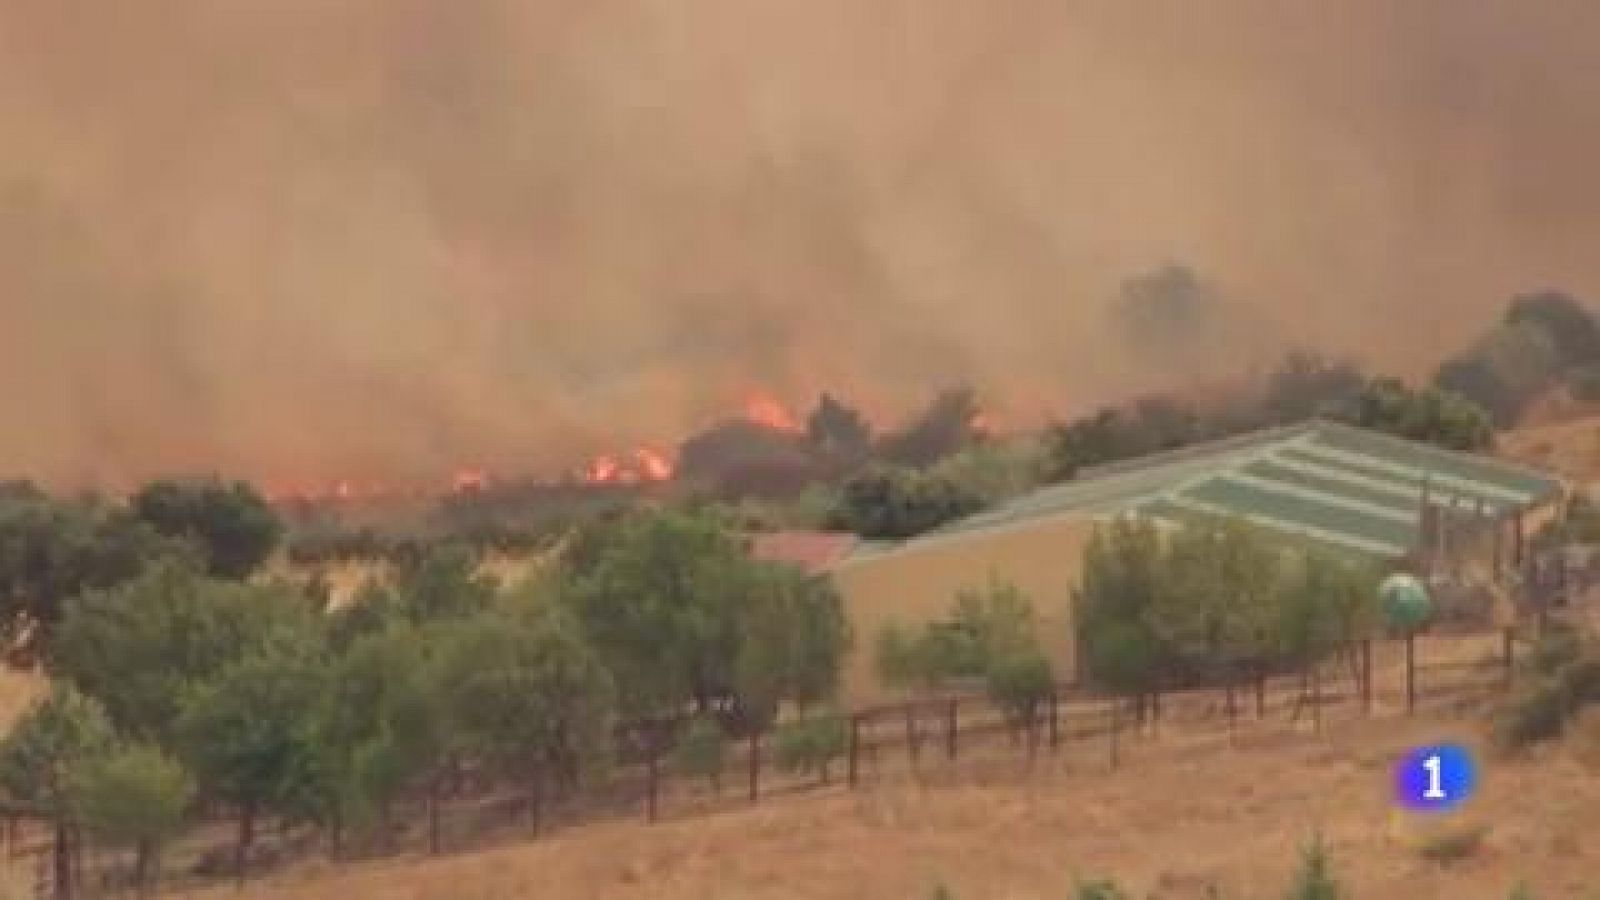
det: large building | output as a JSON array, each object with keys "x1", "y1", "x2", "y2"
[{"x1": 756, "y1": 420, "x2": 1565, "y2": 704}]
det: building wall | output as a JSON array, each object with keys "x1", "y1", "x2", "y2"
[{"x1": 830, "y1": 515, "x2": 1097, "y2": 705}]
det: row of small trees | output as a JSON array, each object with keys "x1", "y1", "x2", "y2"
[
  {"x1": 1076, "y1": 516, "x2": 1381, "y2": 694},
  {"x1": 871, "y1": 516, "x2": 1382, "y2": 727},
  {"x1": 0, "y1": 505, "x2": 851, "y2": 897}
]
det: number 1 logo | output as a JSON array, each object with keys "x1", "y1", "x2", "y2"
[
  {"x1": 1422, "y1": 754, "x2": 1445, "y2": 800},
  {"x1": 1396, "y1": 744, "x2": 1476, "y2": 812}
]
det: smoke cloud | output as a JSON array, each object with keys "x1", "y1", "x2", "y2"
[{"x1": 4, "y1": 1, "x2": 1600, "y2": 486}]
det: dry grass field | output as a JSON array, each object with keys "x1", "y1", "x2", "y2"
[{"x1": 163, "y1": 702, "x2": 1600, "y2": 900}]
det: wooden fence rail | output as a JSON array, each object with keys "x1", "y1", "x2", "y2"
[{"x1": 35, "y1": 627, "x2": 1529, "y2": 899}]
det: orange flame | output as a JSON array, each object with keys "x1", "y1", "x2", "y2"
[
  {"x1": 636, "y1": 447, "x2": 675, "y2": 481},
  {"x1": 744, "y1": 391, "x2": 802, "y2": 433},
  {"x1": 580, "y1": 447, "x2": 675, "y2": 485},
  {"x1": 584, "y1": 454, "x2": 622, "y2": 484}
]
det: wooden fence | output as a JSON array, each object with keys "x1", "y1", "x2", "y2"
[{"x1": 12, "y1": 627, "x2": 1525, "y2": 898}]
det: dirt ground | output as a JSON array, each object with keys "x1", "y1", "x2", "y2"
[{"x1": 164, "y1": 701, "x2": 1600, "y2": 900}]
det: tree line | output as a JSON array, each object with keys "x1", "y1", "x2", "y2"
[{"x1": 0, "y1": 481, "x2": 849, "y2": 897}]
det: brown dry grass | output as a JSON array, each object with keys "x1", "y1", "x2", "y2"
[
  {"x1": 166, "y1": 706, "x2": 1600, "y2": 900},
  {"x1": 278, "y1": 554, "x2": 544, "y2": 609},
  {"x1": 1498, "y1": 415, "x2": 1600, "y2": 484},
  {"x1": 0, "y1": 668, "x2": 45, "y2": 734}
]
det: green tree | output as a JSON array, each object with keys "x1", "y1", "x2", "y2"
[
  {"x1": 1340, "y1": 377, "x2": 1493, "y2": 452},
  {"x1": 326, "y1": 578, "x2": 400, "y2": 652},
  {"x1": 313, "y1": 623, "x2": 444, "y2": 850},
  {"x1": 391, "y1": 542, "x2": 498, "y2": 623},
  {"x1": 434, "y1": 610, "x2": 614, "y2": 822},
  {"x1": 562, "y1": 510, "x2": 747, "y2": 718},
  {"x1": 0, "y1": 494, "x2": 183, "y2": 663},
  {"x1": 1150, "y1": 518, "x2": 1281, "y2": 680},
  {"x1": 1278, "y1": 552, "x2": 1379, "y2": 668},
  {"x1": 175, "y1": 632, "x2": 328, "y2": 884},
  {"x1": 773, "y1": 712, "x2": 849, "y2": 783},
  {"x1": 129, "y1": 477, "x2": 282, "y2": 579},
  {"x1": 0, "y1": 685, "x2": 115, "y2": 900},
  {"x1": 71, "y1": 743, "x2": 193, "y2": 896},
  {"x1": 828, "y1": 465, "x2": 982, "y2": 539},
  {"x1": 874, "y1": 624, "x2": 923, "y2": 693},
  {"x1": 985, "y1": 650, "x2": 1054, "y2": 735},
  {"x1": 735, "y1": 564, "x2": 850, "y2": 723},
  {"x1": 1076, "y1": 517, "x2": 1169, "y2": 692},
  {"x1": 672, "y1": 716, "x2": 727, "y2": 792},
  {"x1": 875, "y1": 580, "x2": 1043, "y2": 694},
  {"x1": 54, "y1": 562, "x2": 315, "y2": 745},
  {"x1": 929, "y1": 440, "x2": 1045, "y2": 507}
]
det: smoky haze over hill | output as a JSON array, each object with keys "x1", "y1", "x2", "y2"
[{"x1": 3, "y1": 1, "x2": 1600, "y2": 486}]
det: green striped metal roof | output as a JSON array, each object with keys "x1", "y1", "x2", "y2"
[{"x1": 851, "y1": 421, "x2": 1563, "y2": 562}]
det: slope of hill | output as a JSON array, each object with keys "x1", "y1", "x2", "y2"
[
  {"x1": 1499, "y1": 415, "x2": 1600, "y2": 485},
  {"x1": 176, "y1": 714, "x2": 1597, "y2": 900}
]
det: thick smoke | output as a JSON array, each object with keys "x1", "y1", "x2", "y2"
[{"x1": 4, "y1": 1, "x2": 1600, "y2": 486}]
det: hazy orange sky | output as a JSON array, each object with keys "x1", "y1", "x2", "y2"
[{"x1": 4, "y1": 1, "x2": 1599, "y2": 485}]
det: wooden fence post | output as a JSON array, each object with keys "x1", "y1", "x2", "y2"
[
  {"x1": 1310, "y1": 663, "x2": 1322, "y2": 734},
  {"x1": 645, "y1": 743, "x2": 659, "y2": 823},
  {"x1": 847, "y1": 714, "x2": 860, "y2": 787},
  {"x1": 946, "y1": 698, "x2": 959, "y2": 760},
  {"x1": 1108, "y1": 698, "x2": 1121, "y2": 771},
  {"x1": 905, "y1": 703, "x2": 920, "y2": 765},
  {"x1": 1361, "y1": 639, "x2": 1373, "y2": 715},
  {"x1": 428, "y1": 776, "x2": 442, "y2": 855},
  {"x1": 1503, "y1": 626, "x2": 1516, "y2": 689},
  {"x1": 1405, "y1": 634, "x2": 1417, "y2": 715},
  {"x1": 1225, "y1": 682, "x2": 1237, "y2": 744},
  {"x1": 747, "y1": 731, "x2": 760, "y2": 804},
  {"x1": 1048, "y1": 689, "x2": 1060, "y2": 749}
]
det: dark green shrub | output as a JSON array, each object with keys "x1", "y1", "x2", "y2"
[
  {"x1": 985, "y1": 650, "x2": 1054, "y2": 728},
  {"x1": 1527, "y1": 625, "x2": 1583, "y2": 676},
  {"x1": 1286, "y1": 833, "x2": 1342, "y2": 900},
  {"x1": 1494, "y1": 675, "x2": 1574, "y2": 749},
  {"x1": 1074, "y1": 879, "x2": 1131, "y2": 900},
  {"x1": 1417, "y1": 823, "x2": 1489, "y2": 864},
  {"x1": 773, "y1": 714, "x2": 849, "y2": 782},
  {"x1": 672, "y1": 716, "x2": 726, "y2": 791}
]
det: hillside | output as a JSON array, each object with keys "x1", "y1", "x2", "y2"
[
  {"x1": 1500, "y1": 415, "x2": 1600, "y2": 485},
  {"x1": 173, "y1": 712, "x2": 1596, "y2": 900}
]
